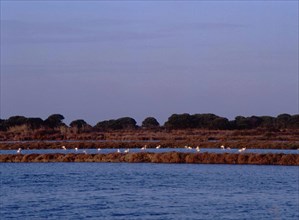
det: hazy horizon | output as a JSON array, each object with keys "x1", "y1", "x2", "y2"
[{"x1": 1, "y1": 1, "x2": 298, "y2": 125}]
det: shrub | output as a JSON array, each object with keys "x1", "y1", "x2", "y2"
[{"x1": 142, "y1": 117, "x2": 160, "y2": 128}]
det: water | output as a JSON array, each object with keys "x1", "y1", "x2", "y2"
[
  {"x1": 1, "y1": 163, "x2": 298, "y2": 219},
  {"x1": 1, "y1": 148, "x2": 299, "y2": 155}
]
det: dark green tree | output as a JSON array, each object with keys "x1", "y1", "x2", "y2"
[
  {"x1": 234, "y1": 116, "x2": 251, "y2": 129},
  {"x1": 248, "y1": 116, "x2": 262, "y2": 129},
  {"x1": 70, "y1": 119, "x2": 88, "y2": 129},
  {"x1": 164, "y1": 113, "x2": 194, "y2": 129},
  {"x1": 115, "y1": 117, "x2": 137, "y2": 129},
  {"x1": 210, "y1": 117, "x2": 230, "y2": 130},
  {"x1": 142, "y1": 117, "x2": 160, "y2": 128},
  {"x1": 0, "y1": 119, "x2": 6, "y2": 131},
  {"x1": 288, "y1": 114, "x2": 299, "y2": 129},
  {"x1": 192, "y1": 114, "x2": 220, "y2": 128},
  {"x1": 26, "y1": 117, "x2": 44, "y2": 130},
  {"x1": 44, "y1": 114, "x2": 65, "y2": 129},
  {"x1": 70, "y1": 119, "x2": 90, "y2": 133},
  {"x1": 5, "y1": 116, "x2": 28, "y2": 128},
  {"x1": 95, "y1": 117, "x2": 137, "y2": 130},
  {"x1": 260, "y1": 116, "x2": 275, "y2": 129},
  {"x1": 276, "y1": 113, "x2": 291, "y2": 129},
  {"x1": 94, "y1": 120, "x2": 116, "y2": 131}
]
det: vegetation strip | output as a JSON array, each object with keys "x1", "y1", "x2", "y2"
[{"x1": 1, "y1": 152, "x2": 298, "y2": 165}]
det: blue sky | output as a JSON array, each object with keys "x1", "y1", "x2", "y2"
[{"x1": 1, "y1": 1, "x2": 298, "y2": 125}]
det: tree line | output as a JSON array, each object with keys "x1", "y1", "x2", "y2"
[{"x1": 0, "y1": 113, "x2": 298, "y2": 132}]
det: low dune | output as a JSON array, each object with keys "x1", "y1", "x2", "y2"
[{"x1": 0, "y1": 152, "x2": 298, "y2": 165}]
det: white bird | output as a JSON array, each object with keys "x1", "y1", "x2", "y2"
[
  {"x1": 124, "y1": 148, "x2": 130, "y2": 153},
  {"x1": 156, "y1": 145, "x2": 161, "y2": 149},
  {"x1": 141, "y1": 145, "x2": 147, "y2": 150},
  {"x1": 62, "y1": 146, "x2": 66, "y2": 150},
  {"x1": 220, "y1": 145, "x2": 225, "y2": 150},
  {"x1": 83, "y1": 150, "x2": 87, "y2": 154},
  {"x1": 184, "y1": 145, "x2": 188, "y2": 149},
  {"x1": 97, "y1": 148, "x2": 101, "y2": 151},
  {"x1": 227, "y1": 147, "x2": 231, "y2": 150},
  {"x1": 17, "y1": 148, "x2": 22, "y2": 154},
  {"x1": 117, "y1": 149, "x2": 121, "y2": 153},
  {"x1": 238, "y1": 147, "x2": 246, "y2": 152},
  {"x1": 196, "y1": 146, "x2": 200, "y2": 152},
  {"x1": 74, "y1": 147, "x2": 78, "y2": 151},
  {"x1": 188, "y1": 146, "x2": 192, "y2": 150}
]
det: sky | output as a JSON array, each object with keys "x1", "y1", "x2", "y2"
[{"x1": 0, "y1": 1, "x2": 298, "y2": 125}]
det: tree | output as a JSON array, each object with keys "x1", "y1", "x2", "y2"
[
  {"x1": 70, "y1": 119, "x2": 88, "y2": 129},
  {"x1": 234, "y1": 116, "x2": 251, "y2": 129},
  {"x1": 26, "y1": 117, "x2": 44, "y2": 130},
  {"x1": 210, "y1": 117, "x2": 230, "y2": 130},
  {"x1": 164, "y1": 113, "x2": 230, "y2": 129},
  {"x1": 164, "y1": 113, "x2": 194, "y2": 129},
  {"x1": 94, "y1": 120, "x2": 116, "y2": 131},
  {"x1": 70, "y1": 119, "x2": 91, "y2": 132},
  {"x1": 288, "y1": 114, "x2": 299, "y2": 129},
  {"x1": 248, "y1": 116, "x2": 262, "y2": 129},
  {"x1": 260, "y1": 116, "x2": 275, "y2": 129},
  {"x1": 5, "y1": 116, "x2": 28, "y2": 128},
  {"x1": 192, "y1": 114, "x2": 220, "y2": 129},
  {"x1": 115, "y1": 117, "x2": 137, "y2": 129},
  {"x1": 44, "y1": 114, "x2": 65, "y2": 129},
  {"x1": 95, "y1": 117, "x2": 137, "y2": 131},
  {"x1": 276, "y1": 113, "x2": 291, "y2": 129},
  {"x1": 142, "y1": 117, "x2": 160, "y2": 128},
  {"x1": 0, "y1": 119, "x2": 6, "y2": 131}
]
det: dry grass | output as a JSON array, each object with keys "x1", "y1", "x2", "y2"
[
  {"x1": 0, "y1": 128, "x2": 299, "y2": 150},
  {"x1": 1, "y1": 152, "x2": 298, "y2": 165}
]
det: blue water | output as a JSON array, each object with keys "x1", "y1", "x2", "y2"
[
  {"x1": 1, "y1": 148, "x2": 298, "y2": 155},
  {"x1": 1, "y1": 163, "x2": 298, "y2": 219}
]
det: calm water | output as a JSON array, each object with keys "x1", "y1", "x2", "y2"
[
  {"x1": 1, "y1": 148, "x2": 299, "y2": 155},
  {"x1": 1, "y1": 163, "x2": 298, "y2": 219}
]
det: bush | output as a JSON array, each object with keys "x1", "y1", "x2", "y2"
[
  {"x1": 142, "y1": 117, "x2": 160, "y2": 128},
  {"x1": 44, "y1": 114, "x2": 65, "y2": 129},
  {"x1": 95, "y1": 117, "x2": 137, "y2": 131},
  {"x1": 164, "y1": 113, "x2": 194, "y2": 129}
]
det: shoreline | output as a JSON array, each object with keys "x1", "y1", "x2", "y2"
[
  {"x1": 1, "y1": 140, "x2": 298, "y2": 150},
  {"x1": 1, "y1": 128, "x2": 299, "y2": 150},
  {"x1": 1, "y1": 152, "x2": 298, "y2": 165}
]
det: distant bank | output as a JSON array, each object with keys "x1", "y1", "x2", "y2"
[{"x1": 1, "y1": 152, "x2": 298, "y2": 166}]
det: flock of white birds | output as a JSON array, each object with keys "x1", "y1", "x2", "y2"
[{"x1": 15, "y1": 144, "x2": 248, "y2": 154}]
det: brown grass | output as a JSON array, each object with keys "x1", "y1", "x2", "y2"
[
  {"x1": 1, "y1": 128, "x2": 299, "y2": 150},
  {"x1": 0, "y1": 152, "x2": 298, "y2": 165}
]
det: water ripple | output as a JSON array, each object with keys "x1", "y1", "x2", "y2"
[{"x1": 0, "y1": 163, "x2": 298, "y2": 219}]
